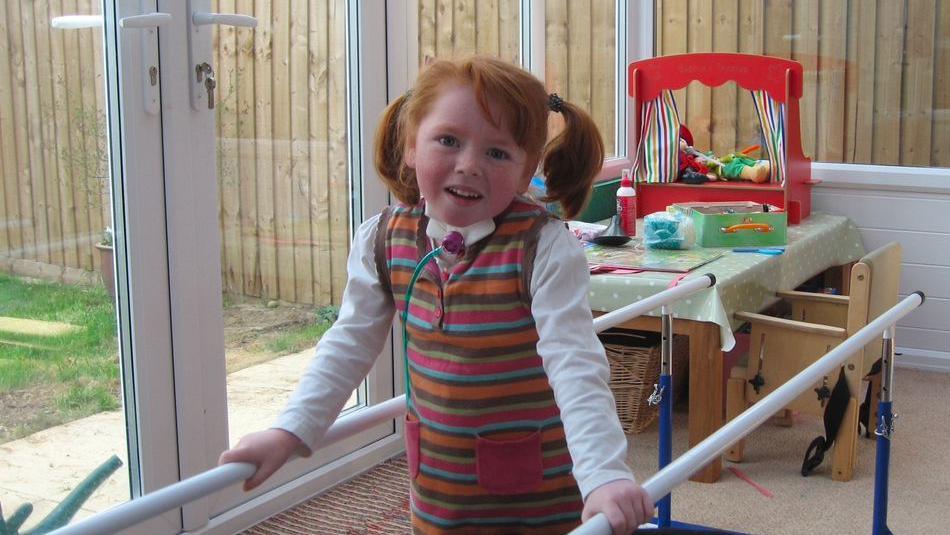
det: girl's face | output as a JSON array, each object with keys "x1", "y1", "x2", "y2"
[{"x1": 404, "y1": 83, "x2": 531, "y2": 228}]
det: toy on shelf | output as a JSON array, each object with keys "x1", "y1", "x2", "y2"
[
  {"x1": 628, "y1": 53, "x2": 817, "y2": 224},
  {"x1": 678, "y1": 136, "x2": 771, "y2": 184}
]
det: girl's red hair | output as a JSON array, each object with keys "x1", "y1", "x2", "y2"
[{"x1": 374, "y1": 56, "x2": 603, "y2": 219}]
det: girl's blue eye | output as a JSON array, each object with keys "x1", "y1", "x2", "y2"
[
  {"x1": 488, "y1": 148, "x2": 509, "y2": 160},
  {"x1": 438, "y1": 136, "x2": 458, "y2": 147}
]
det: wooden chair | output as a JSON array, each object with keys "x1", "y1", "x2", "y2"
[{"x1": 725, "y1": 242, "x2": 902, "y2": 481}]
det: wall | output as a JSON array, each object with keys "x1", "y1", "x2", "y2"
[
  {"x1": 655, "y1": 0, "x2": 950, "y2": 168},
  {"x1": 813, "y1": 179, "x2": 950, "y2": 371}
]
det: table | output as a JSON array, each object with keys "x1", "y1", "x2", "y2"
[{"x1": 588, "y1": 212, "x2": 865, "y2": 482}]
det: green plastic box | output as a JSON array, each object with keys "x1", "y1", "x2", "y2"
[{"x1": 669, "y1": 202, "x2": 787, "y2": 248}]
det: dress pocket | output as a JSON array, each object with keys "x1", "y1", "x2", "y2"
[
  {"x1": 475, "y1": 430, "x2": 544, "y2": 495},
  {"x1": 404, "y1": 415, "x2": 421, "y2": 480}
]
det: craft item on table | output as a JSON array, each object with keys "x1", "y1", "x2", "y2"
[
  {"x1": 732, "y1": 247, "x2": 785, "y2": 255},
  {"x1": 668, "y1": 201, "x2": 787, "y2": 248},
  {"x1": 615, "y1": 168, "x2": 638, "y2": 236},
  {"x1": 589, "y1": 265, "x2": 644, "y2": 275},
  {"x1": 642, "y1": 211, "x2": 696, "y2": 250},
  {"x1": 566, "y1": 220, "x2": 607, "y2": 242},
  {"x1": 589, "y1": 214, "x2": 632, "y2": 246},
  {"x1": 581, "y1": 241, "x2": 723, "y2": 273}
]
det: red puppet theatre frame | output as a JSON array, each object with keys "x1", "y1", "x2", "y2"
[{"x1": 628, "y1": 53, "x2": 817, "y2": 224}]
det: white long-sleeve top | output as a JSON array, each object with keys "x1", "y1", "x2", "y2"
[{"x1": 274, "y1": 211, "x2": 635, "y2": 498}]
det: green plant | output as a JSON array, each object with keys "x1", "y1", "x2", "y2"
[
  {"x1": 0, "y1": 455, "x2": 122, "y2": 535},
  {"x1": 98, "y1": 227, "x2": 113, "y2": 248},
  {"x1": 58, "y1": 107, "x2": 110, "y2": 211},
  {"x1": 316, "y1": 305, "x2": 340, "y2": 325}
]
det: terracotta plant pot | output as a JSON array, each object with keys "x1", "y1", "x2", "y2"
[{"x1": 95, "y1": 242, "x2": 116, "y2": 300}]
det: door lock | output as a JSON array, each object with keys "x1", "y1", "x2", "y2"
[{"x1": 195, "y1": 62, "x2": 216, "y2": 109}]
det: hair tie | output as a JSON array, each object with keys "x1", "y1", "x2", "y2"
[{"x1": 548, "y1": 93, "x2": 565, "y2": 113}]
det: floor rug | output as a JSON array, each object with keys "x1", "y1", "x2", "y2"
[{"x1": 244, "y1": 456, "x2": 411, "y2": 534}]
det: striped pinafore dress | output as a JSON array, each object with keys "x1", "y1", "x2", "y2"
[{"x1": 376, "y1": 199, "x2": 584, "y2": 534}]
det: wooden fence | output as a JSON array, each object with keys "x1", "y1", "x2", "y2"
[
  {"x1": 417, "y1": 0, "x2": 618, "y2": 156},
  {"x1": 0, "y1": 0, "x2": 109, "y2": 279},
  {"x1": 655, "y1": 0, "x2": 950, "y2": 167},
  {"x1": 3, "y1": 1, "x2": 946, "y2": 306},
  {"x1": 212, "y1": 0, "x2": 350, "y2": 306}
]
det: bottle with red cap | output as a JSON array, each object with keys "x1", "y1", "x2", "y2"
[{"x1": 616, "y1": 168, "x2": 637, "y2": 237}]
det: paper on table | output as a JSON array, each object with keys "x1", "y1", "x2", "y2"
[{"x1": 582, "y1": 241, "x2": 723, "y2": 273}]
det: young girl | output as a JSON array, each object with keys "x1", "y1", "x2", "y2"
[{"x1": 220, "y1": 56, "x2": 652, "y2": 535}]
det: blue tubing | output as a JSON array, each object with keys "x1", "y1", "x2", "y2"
[
  {"x1": 657, "y1": 373, "x2": 673, "y2": 527},
  {"x1": 872, "y1": 401, "x2": 893, "y2": 535}
]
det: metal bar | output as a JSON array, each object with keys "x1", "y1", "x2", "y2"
[
  {"x1": 52, "y1": 277, "x2": 719, "y2": 534},
  {"x1": 880, "y1": 327, "x2": 895, "y2": 404},
  {"x1": 657, "y1": 305, "x2": 673, "y2": 527},
  {"x1": 873, "y1": 326, "x2": 896, "y2": 535},
  {"x1": 592, "y1": 274, "x2": 716, "y2": 333},
  {"x1": 872, "y1": 400, "x2": 893, "y2": 535},
  {"x1": 571, "y1": 291, "x2": 924, "y2": 535}
]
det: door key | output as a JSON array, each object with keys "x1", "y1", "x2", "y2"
[
  {"x1": 195, "y1": 62, "x2": 216, "y2": 109},
  {"x1": 204, "y1": 76, "x2": 216, "y2": 109}
]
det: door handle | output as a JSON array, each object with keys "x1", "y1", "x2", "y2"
[
  {"x1": 120, "y1": 12, "x2": 172, "y2": 116},
  {"x1": 51, "y1": 15, "x2": 104, "y2": 29},
  {"x1": 192, "y1": 12, "x2": 258, "y2": 28},
  {"x1": 119, "y1": 12, "x2": 173, "y2": 29},
  {"x1": 50, "y1": 11, "x2": 170, "y2": 116},
  {"x1": 187, "y1": 1, "x2": 257, "y2": 111}
]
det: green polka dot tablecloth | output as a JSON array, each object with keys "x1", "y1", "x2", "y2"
[{"x1": 587, "y1": 212, "x2": 865, "y2": 351}]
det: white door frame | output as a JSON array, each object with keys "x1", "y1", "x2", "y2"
[
  {"x1": 104, "y1": 0, "x2": 181, "y2": 532},
  {"x1": 149, "y1": 1, "x2": 400, "y2": 533}
]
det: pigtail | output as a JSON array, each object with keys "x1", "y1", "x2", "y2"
[
  {"x1": 373, "y1": 93, "x2": 420, "y2": 206},
  {"x1": 540, "y1": 100, "x2": 604, "y2": 219}
]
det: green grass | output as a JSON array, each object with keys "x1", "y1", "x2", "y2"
[
  {"x1": 263, "y1": 321, "x2": 333, "y2": 355},
  {"x1": 0, "y1": 273, "x2": 340, "y2": 442},
  {"x1": 0, "y1": 273, "x2": 119, "y2": 441},
  {"x1": 262, "y1": 304, "x2": 337, "y2": 355}
]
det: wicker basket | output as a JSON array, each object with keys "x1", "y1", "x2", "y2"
[{"x1": 599, "y1": 329, "x2": 689, "y2": 434}]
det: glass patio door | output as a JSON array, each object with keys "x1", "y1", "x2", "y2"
[
  {"x1": 155, "y1": 1, "x2": 399, "y2": 531},
  {"x1": 0, "y1": 1, "x2": 179, "y2": 533},
  {"x1": 2, "y1": 1, "x2": 396, "y2": 533}
]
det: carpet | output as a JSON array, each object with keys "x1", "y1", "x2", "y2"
[
  {"x1": 243, "y1": 456, "x2": 411, "y2": 534},
  {"x1": 244, "y1": 368, "x2": 950, "y2": 534}
]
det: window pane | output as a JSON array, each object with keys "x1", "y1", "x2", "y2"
[
  {"x1": 0, "y1": 0, "x2": 134, "y2": 526},
  {"x1": 417, "y1": 0, "x2": 520, "y2": 64},
  {"x1": 545, "y1": 0, "x2": 617, "y2": 157},
  {"x1": 212, "y1": 0, "x2": 358, "y2": 446},
  {"x1": 654, "y1": 0, "x2": 950, "y2": 168}
]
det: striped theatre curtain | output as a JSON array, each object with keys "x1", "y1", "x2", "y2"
[
  {"x1": 634, "y1": 90, "x2": 681, "y2": 184},
  {"x1": 750, "y1": 90, "x2": 786, "y2": 184}
]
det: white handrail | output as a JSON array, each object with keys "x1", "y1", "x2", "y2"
[
  {"x1": 592, "y1": 274, "x2": 715, "y2": 333},
  {"x1": 49, "y1": 397, "x2": 407, "y2": 535},
  {"x1": 50, "y1": 277, "x2": 717, "y2": 534},
  {"x1": 571, "y1": 291, "x2": 926, "y2": 535}
]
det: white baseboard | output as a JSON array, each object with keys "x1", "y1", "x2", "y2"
[{"x1": 895, "y1": 347, "x2": 950, "y2": 373}]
